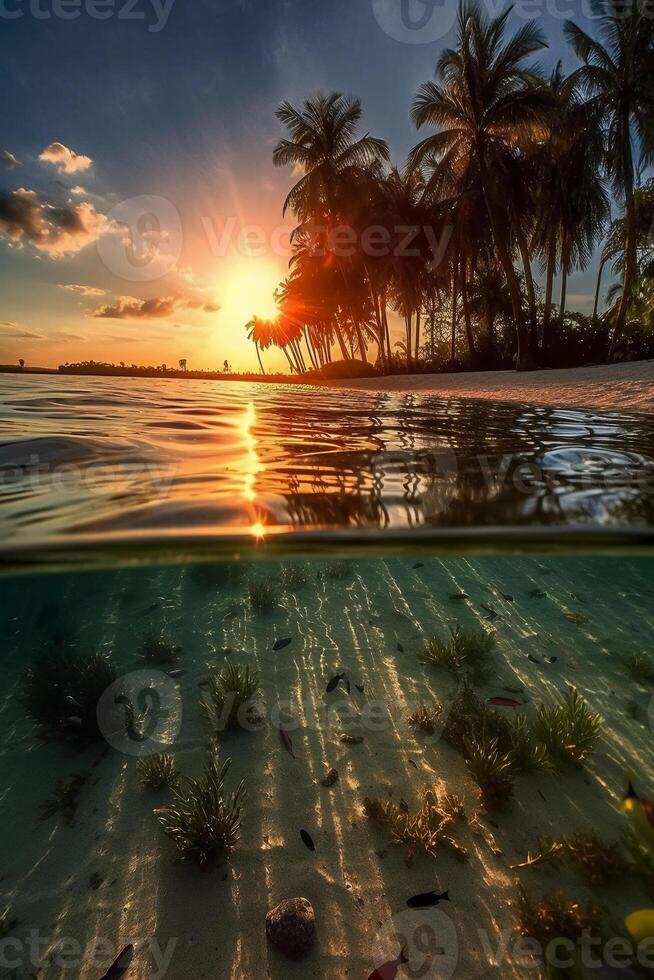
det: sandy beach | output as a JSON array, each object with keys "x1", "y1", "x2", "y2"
[
  {"x1": 1, "y1": 556, "x2": 653, "y2": 979},
  {"x1": 329, "y1": 361, "x2": 654, "y2": 414}
]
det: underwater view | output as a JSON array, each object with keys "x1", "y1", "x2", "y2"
[{"x1": 0, "y1": 377, "x2": 654, "y2": 979}]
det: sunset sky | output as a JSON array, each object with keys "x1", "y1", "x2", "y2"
[{"x1": 0, "y1": 0, "x2": 603, "y2": 372}]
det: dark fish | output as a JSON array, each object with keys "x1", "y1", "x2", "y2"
[
  {"x1": 167, "y1": 669, "x2": 186, "y2": 678},
  {"x1": 368, "y1": 948, "x2": 408, "y2": 980},
  {"x1": 277, "y1": 725, "x2": 296, "y2": 758},
  {"x1": 99, "y1": 944, "x2": 134, "y2": 980},
  {"x1": 396, "y1": 642, "x2": 404, "y2": 653},
  {"x1": 571, "y1": 592, "x2": 587, "y2": 603},
  {"x1": 326, "y1": 672, "x2": 345, "y2": 693},
  {"x1": 65, "y1": 695, "x2": 83, "y2": 710},
  {"x1": 355, "y1": 684, "x2": 365, "y2": 694},
  {"x1": 65, "y1": 716, "x2": 83, "y2": 727},
  {"x1": 413, "y1": 562, "x2": 424, "y2": 569},
  {"x1": 407, "y1": 889, "x2": 450, "y2": 909},
  {"x1": 481, "y1": 604, "x2": 498, "y2": 621},
  {"x1": 527, "y1": 654, "x2": 541, "y2": 664},
  {"x1": 408, "y1": 759, "x2": 418, "y2": 769},
  {"x1": 300, "y1": 829, "x2": 315, "y2": 851},
  {"x1": 449, "y1": 592, "x2": 470, "y2": 601},
  {"x1": 528, "y1": 588, "x2": 547, "y2": 599},
  {"x1": 343, "y1": 673, "x2": 351, "y2": 695},
  {"x1": 548, "y1": 656, "x2": 558, "y2": 664},
  {"x1": 504, "y1": 685, "x2": 524, "y2": 695},
  {"x1": 501, "y1": 593, "x2": 514, "y2": 602},
  {"x1": 538, "y1": 790, "x2": 547, "y2": 802},
  {"x1": 273, "y1": 637, "x2": 292, "y2": 651},
  {"x1": 488, "y1": 696, "x2": 521, "y2": 707}
]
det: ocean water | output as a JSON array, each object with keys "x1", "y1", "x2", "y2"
[{"x1": 1, "y1": 375, "x2": 654, "y2": 979}]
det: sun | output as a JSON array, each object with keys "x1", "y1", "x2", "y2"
[{"x1": 216, "y1": 257, "x2": 282, "y2": 326}]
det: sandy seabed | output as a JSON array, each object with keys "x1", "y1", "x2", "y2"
[
  {"x1": 330, "y1": 361, "x2": 654, "y2": 414},
  {"x1": 0, "y1": 555, "x2": 653, "y2": 979}
]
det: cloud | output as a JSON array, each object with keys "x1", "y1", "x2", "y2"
[
  {"x1": 91, "y1": 293, "x2": 220, "y2": 319},
  {"x1": 0, "y1": 187, "x2": 106, "y2": 257},
  {"x1": 0, "y1": 320, "x2": 44, "y2": 339},
  {"x1": 59, "y1": 283, "x2": 107, "y2": 297},
  {"x1": 0, "y1": 149, "x2": 21, "y2": 169},
  {"x1": 38, "y1": 142, "x2": 92, "y2": 174}
]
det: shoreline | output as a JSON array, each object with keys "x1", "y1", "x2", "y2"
[{"x1": 326, "y1": 360, "x2": 654, "y2": 414}]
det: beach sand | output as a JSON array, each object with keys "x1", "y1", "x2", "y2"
[
  {"x1": 328, "y1": 361, "x2": 654, "y2": 414},
  {"x1": 1, "y1": 556, "x2": 653, "y2": 979}
]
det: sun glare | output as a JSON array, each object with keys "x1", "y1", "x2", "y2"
[{"x1": 217, "y1": 258, "x2": 282, "y2": 326}]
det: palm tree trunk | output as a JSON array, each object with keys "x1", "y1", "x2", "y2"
[
  {"x1": 405, "y1": 314, "x2": 413, "y2": 371},
  {"x1": 333, "y1": 319, "x2": 349, "y2": 361},
  {"x1": 461, "y1": 258, "x2": 476, "y2": 360},
  {"x1": 479, "y1": 155, "x2": 533, "y2": 370},
  {"x1": 542, "y1": 237, "x2": 556, "y2": 356},
  {"x1": 559, "y1": 266, "x2": 567, "y2": 328},
  {"x1": 450, "y1": 254, "x2": 458, "y2": 362},
  {"x1": 516, "y1": 226, "x2": 538, "y2": 360},
  {"x1": 610, "y1": 123, "x2": 636, "y2": 358},
  {"x1": 592, "y1": 255, "x2": 607, "y2": 323},
  {"x1": 255, "y1": 341, "x2": 265, "y2": 375},
  {"x1": 414, "y1": 310, "x2": 421, "y2": 364}
]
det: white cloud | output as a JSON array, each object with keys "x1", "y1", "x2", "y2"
[
  {"x1": 59, "y1": 283, "x2": 107, "y2": 297},
  {"x1": 0, "y1": 187, "x2": 106, "y2": 257},
  {"x1": 38, "y1": 142, "x2": 92, "y2": 174}
]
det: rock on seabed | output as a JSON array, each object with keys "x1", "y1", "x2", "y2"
[{"x1": 265, "y1": 897, "x2": 316, "y2": 960}]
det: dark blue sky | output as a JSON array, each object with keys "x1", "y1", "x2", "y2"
[{"x1": 0, "y1": 0, "x2": 608, "y2": 367}]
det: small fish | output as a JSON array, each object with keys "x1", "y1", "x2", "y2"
[
  {"x1": 368, "y1": 948, "x2": 408, "y2": 980},
  {"x1": 538, "y1": 789, "x2": 547, "y2": 802},
  {"x1": 339, "y1": 733, "x2": 364, "y2": 745},
  {"x1": 624, "y1": 908, "x2": 654, "y2": 945},
  {"x1": 620, "y1": 780, "x2": 654, "y2": 855},
  {"x1": 273, "y1": 637, "x2": 292, "y2": 651},
  {"x1": 300, "y1": 829, "x2": 315, "y2": 851},
  {"x1": 277, "y1": 725, "x2": 296, "y2": 759},
  {"x1": 407, "y1": 889, "x2": 450, "y2": 909},
  {"x1": 408, "y1": 759, "x2": 418, "y2": 770},
  {"x1": 571, "y1": 592, "x2": 587, "y2": 603},
  {"x1": 167, "y1": 668, "x2": 186, "y2": 678},
  {"x1": 65, "y1": 716, "x2": 83, "y2": 727},
  {"x1": 65, "y1": 695, "x2": 83, "y2": 710},
  {"x1": 504, "y1": 685, "x2": 524, "y2": 694},
  {"x1": 501, "y1": 593, "x2": 514, "y2": 602},
  {"x1": 548, "y1": 656, "x2": 558, "y2": 664},
  {"x1": 343, "y1": 674, "x2": 351, "y2": 694},
  {"x1": 413, "y1": 562, "x2": 424, "y2": 569},
  {"x1": 527, "y1": 588, "x2": 547, "y2": 599},
  {"x1": 481, "y1": 604, "x2": 498, "y2": 621},
  {"x1": 99, "y1": 944, "x2": 134, "y2": 980},
  {"x1": 355, "y1": 684, "x2": 365, "y2": 694},
  {"x1": 488, "y1": 696, "x2": 522, "y2": 707},
  {"x1": 527, "y1": 654, "x2": 541, "y2": 664},
  {"x1": 326, "y1": 672, "x2": 345, "y2": 693},
  {"x1": 449, "y1": 592, "x2": 470, "y2": 601}
]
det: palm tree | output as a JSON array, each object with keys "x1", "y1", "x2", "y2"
[
  {"x1": 409, "y1": 1, "x2": 551, "y2": 370},
  {"x1": 245, "y1": 316, "x2": 271, "y2": 373},
  {"x1": 565, "y1": 0, "x2": 654, "y2": 355},
  {"x1": 272, "y1": 92, "x2": 390, "y2": 363},
  {"x1": 532, "y1": 66, "x2": 610, "y2": 355}
]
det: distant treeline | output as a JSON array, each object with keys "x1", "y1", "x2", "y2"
[{"x1": 55, "y1": 361, "x2": 292, "y2": 382}]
